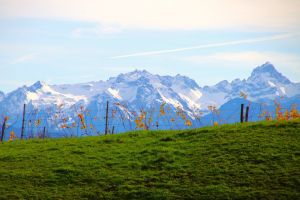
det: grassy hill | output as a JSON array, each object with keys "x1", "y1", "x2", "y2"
[{"x1": 0, "y1": 120, "x2": 299, "y2": 199}]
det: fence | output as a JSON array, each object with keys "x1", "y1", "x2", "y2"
[{"x1": 0, "y1": 99, "x2": 299, "y2": 142}]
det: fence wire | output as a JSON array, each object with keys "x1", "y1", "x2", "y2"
[{"x1": 0, "y1": 100, "x2": 299, "y2": 141}]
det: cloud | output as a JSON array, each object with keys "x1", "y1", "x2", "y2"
[
  {"x1": 11, "y1": 53, "x2": 37, "y2": 64},
  {"x1": 71, "y1": 24, "x2": 122, "y2": 38},
  {"x1": 1, "y1": 0, "x2": 300, "y2": 31},
  {"x1": 110, "y1": 32, "x2": 300, "y2": 59}
]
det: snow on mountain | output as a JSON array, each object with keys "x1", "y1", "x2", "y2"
[
  {"x1": 0, "y1": 81, "x2": 87, "y2": 115},
  {"x1": 203, "y1": 62, "x2": 300, "y2": 102},
  {"x1": 0, "y1": 91, "x2": 4, "y2": 102},
  {"x1": 248, "y1": 62, "x2": 291, "y2": 85},
  {"x1": 52, "y1": 70, "x2": 205, "y2": 112},
  {"x1": 0, "y1": 62, "x2": 299, "y2": 134},
  {"x1": 51, "y1": 80, "x2": 108, "y2": 98},
  {"x1": 27, "y1": 81, "x2": 87, "y2": 105}
]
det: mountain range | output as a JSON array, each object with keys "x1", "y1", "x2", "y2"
[{"x1": 0, "y1": 62, "x2": 299, "y2": 136}]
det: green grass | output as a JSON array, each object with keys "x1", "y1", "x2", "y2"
[{"x1": 0, "y1": 120, "x2": 300, "y2": 200}]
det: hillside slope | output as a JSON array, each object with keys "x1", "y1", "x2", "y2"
[{"x1": 0, "y1": 120, "x2": 299, "y2": 199}]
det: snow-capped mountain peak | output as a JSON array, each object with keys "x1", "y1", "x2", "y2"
[
  {"x1": 0, "y1": 62, "x2": 299, "y2": 123},
  {"x1": 200, "y1": 62, "x2": 299, "y2": 103},
  {"x1": 173, "y1": 74, "x2": 200, "y2": 89},
  {"x1": 215, "y1": 80, "x2": 231, "y2": 91},
  {"x1": 29, "y1": 80, "x2": 47, "y2": 89},
  {"x1": 28, "y1": 81, "x2": 57, "y2": 94},
  {"x1": 113, "y1": 69, "x2": 153, "y2": 82},
  {"x1": 252, "y1": 61, "x2": 275, "y2": 73},
  {"x1": 248, "y1": 62, "x2": 291, "y2": 84},
  {"x1": 128, "y1": 69, "x2": 151, "y2": 77},
  {"x1": 0, "y1": 81, "x2": 88, "y2": 115}
]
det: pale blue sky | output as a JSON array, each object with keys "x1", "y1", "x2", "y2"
[{"x1": 1, "y1": 0, "x2": 300, "y2": 93}]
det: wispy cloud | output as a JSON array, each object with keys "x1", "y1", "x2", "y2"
[
  {"x1": 111, "y1": 32, "x2": 300, "y2": 59},
  {"x1": 11, "y1": 53, "x2": 37, "y2": 64},
  {"x1": 71, "y1": 25, "x2": 122, "y2": 38}
]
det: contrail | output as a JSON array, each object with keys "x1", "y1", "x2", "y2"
[{"x1": 111, "y1": 32, "x2": 300, "y2": 59}]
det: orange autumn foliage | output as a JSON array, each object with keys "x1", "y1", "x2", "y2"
[
  {"x1": 35, "y1": 119, "x2": 41, "y2": 127},
  {"x1": 134, "y1": 111, "x2": 147, "y2": 130},
  {"x1": 78, "y1": 114, "x2": 87, "y2": 129},
  {"x1": 159, "y1": 102, "x2": 166, "y2": 116},
  {"x1": 9, "y1": 130, "x2": 16, "y2": 142},
  {"x1": 185, "y1": 120, "x2": 192, "y2": 126}
]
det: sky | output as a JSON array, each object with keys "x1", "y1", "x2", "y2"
[{"x1": 0, "y1": 0, "x2": 300, "y2": 93}]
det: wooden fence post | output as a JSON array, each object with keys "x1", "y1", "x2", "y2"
[
  {"x1": 245, "y1": 106, "x2": 249, "y2": 122},
  {"x1": 240, "y1": 104, "x2": 244, "y2": 123},
  {"x1": 21, "y1": 104, "x2": 26, "y2": 139},
  {"x1": 43, "y1": 126, "x2": 46, "y2": 139},
  {"x1": 1, "y1": 117, "x2": 8, "y2": 142},
  {"x1": 105, "y1": 101, "x2": 109, "y2": 135},
  {"x1": 112, "y1": 126, "x2": 115, "y2": 134}
]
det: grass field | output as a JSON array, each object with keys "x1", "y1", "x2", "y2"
[{"x1": 0, "y1": 120, "x2": 299, "y2": 199}]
